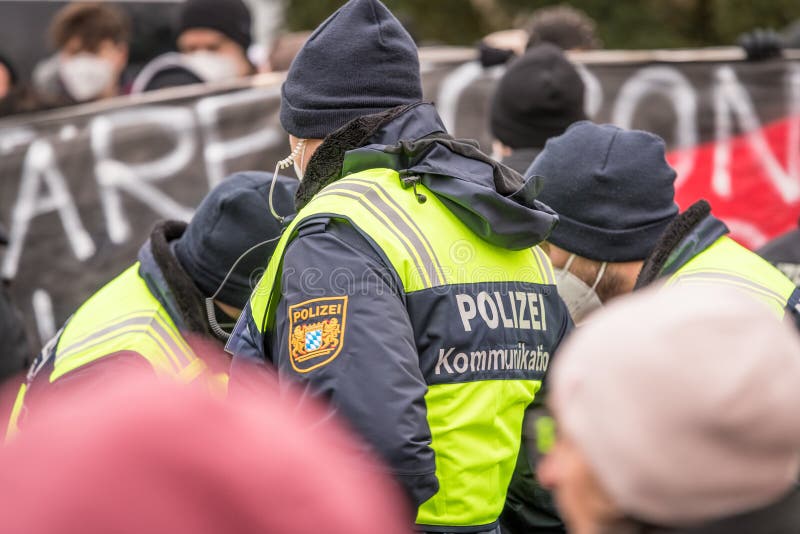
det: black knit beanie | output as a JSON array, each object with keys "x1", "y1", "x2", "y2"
[
  {"x1": 177, "y1": 0, "x2": 252, "y2": 51},
  {"x1": 491, "y1": 43, "x2": 585, "y2": 149},
  {"x1": 280, "y1": 0, "x2": 422, "y2": 139},
  {"x1": 528, "y1": 121, "x2": 679, "y2": 262},
  {"x1": 173, "y1": 172, "x2": 297, "y2": 308}
]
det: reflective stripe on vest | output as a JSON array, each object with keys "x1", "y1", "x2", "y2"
[
  {"x1": 51, "y1": 263, "x2": 203, "y2": 382},
  {"x1": 666, "y1": 236, "x2": 796, "y2": 320},
  {"x1": 249, "y1": 168, "x2": 562, "y2": 528}
]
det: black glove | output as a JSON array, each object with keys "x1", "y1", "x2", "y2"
[
  {"x1": 737, "y1": 28, "x2": 783, "y2": 61},
  {"x1": 478, "y1": 41, "x2": 516, "y2": 68}
]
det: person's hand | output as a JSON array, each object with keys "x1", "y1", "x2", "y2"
[
  {"x1": 737, "y1": 28, "x2": 783, "y2": 61},
  {"x1": 478, "y1": 41, "x2": 515, "y2": 68}
]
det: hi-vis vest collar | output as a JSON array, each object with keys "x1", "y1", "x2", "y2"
[{"x1": 636, "y1": 201, "x2": 797, "y2": 321}]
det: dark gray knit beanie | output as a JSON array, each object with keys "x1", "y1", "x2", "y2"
[
  {"x1": 280, "y1": 0, "x2": 422, "y2": 139},
  {"x1": 174, "y1": 172, "x2": 297, "y2": 308},
  {"x1": 527, "y1": 121, "x2": 679, "y2": 262}
]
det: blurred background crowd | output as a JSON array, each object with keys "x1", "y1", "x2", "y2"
[{"x1": 0, "y1": 0, "x2": 799, "y2": 117}]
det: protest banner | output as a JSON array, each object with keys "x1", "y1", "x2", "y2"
[{"x1": 1, "y1": 48, "x2": 798, "y2": 345}]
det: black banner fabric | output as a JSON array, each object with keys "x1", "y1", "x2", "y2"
[{"x1": 2, "y1": 50, "x2": 799, "y2": 347}]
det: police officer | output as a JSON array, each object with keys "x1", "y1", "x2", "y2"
[
  {"x1": 8, "y1": 172, "x2": 297, "y2": 435},
  {"x1": 527, "y1": 121, "x2": 799, "y2": 326},
  {"x1": 502, "y1": 121, "x2": 800, "y2": 534},
  {"x1": 226, "y1": 1, "x2": 573, "y2": 532}
]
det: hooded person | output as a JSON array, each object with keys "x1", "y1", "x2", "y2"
[
  {"x1": 8, "y1": 172, "x2": 297, "y2": 435},
  {"x1": 226, "y1": 1, "x2": 574, "y2": 532},
  {"x1": 537, "y1": 285, "x2": 800, "y2": 534},
  {"x1": 489, "y1": 43, "x2": 586, "y2": 175}
]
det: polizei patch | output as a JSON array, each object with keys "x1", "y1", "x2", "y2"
[{"x1": 288, "y1": 296, "x2": 348, "y2": 373}]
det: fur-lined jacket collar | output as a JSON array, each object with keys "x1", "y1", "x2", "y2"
[
  {"x1": 635, "y1": 200, "x2": 729, "y2": 289},
  {"x1": 137, "y1": 221, "x2": 212, "y2": 337}
]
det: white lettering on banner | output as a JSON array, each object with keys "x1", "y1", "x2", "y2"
[
  {"x1": 91, "y1": 107, "x2": 196, "y2": 244},
  {"x1": 574, "y1": 63, "x2": 604, "y2": 118},
  {"x1": 435, "y1": 342, "x2": 550, "y2": 376},
  {"x1": 436, "y1": 61, "x2": 485, "y2": 133},
  {"x1": 1, "y1": 139, "x2": 96, "y2": 279},
  {"x1": 612, "y1": 66, "x2": 698, "y2": 184},
  {"x1": 32, "y1": 288, "x2": 56, "y2": 344},
  {"x1": 457, "y1": 291, "x2": 547, "y2": 333},
  {"x1": 195, "y1": 88, "x2": 286, "y2": 188},
  {"x1": 712, "y1": 66, "x2": 800, "y2": 203},
  {"x1": 0, "y1": 127, "x2": 36, "y2": 154}
]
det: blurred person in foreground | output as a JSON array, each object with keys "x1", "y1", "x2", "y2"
[
  {"x1": 7, "y1": 173, "x2": 296, "y2": 435},
  {"x1": 527, "y1": 121, "x2": 799, "y2": 327},
  {"x1": 537, "y1": 285, "x2": 800, "y2": 534},
  {"x1": 34, "y1": 2, "x2": 131, "y2": 104},
  {"x1": 758, "y1": 218, "x2": 800, "y2": 285},
  {"x1": 132, "y1": 0, "x2": 254, "y2": 92},
  {"x1": 0, "y1": 353, "x2": 412, "y2": 533},
  {"x1": 489, "y1": 43, "x2": 585, "y2": 174},
  {"x1": 227, "y1": 0, "x2": 573, "y2": 531}
]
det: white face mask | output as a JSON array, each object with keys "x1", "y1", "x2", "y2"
[
  {"x1": 183, "y1": 51, "x2": 240, "y2": 82},
  {"x1": 554, "y1": 254, "x2": 607, "y2": 325},
  {"x1": 58, "y1": 53, "x2": 115, "y2": 102}
]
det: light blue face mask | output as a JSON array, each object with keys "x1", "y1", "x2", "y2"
[{"x1": 554, "y1": 254, "x2": 607, "y2": 325}]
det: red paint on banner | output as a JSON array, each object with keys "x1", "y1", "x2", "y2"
[{"x1": 667, "y1": 116, "x2": 800, "y2": 249}]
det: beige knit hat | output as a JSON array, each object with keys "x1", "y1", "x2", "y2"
[{"x1": 550, "y1": 285, "x2": 800, "y2": 527}]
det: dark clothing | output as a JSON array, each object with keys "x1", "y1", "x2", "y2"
[
  {"x1": 758, "y1": 223, "x2": 800, "y2": 285},
  {"x1": 0, "y1": 282, "x2": 32, "y2": 381},
  {"x1": 606, "y1": 488, "x2": 800, "y2": 534},
  {"x1": 500, "y1": 445, "x2": 565, "y2": 534}
]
